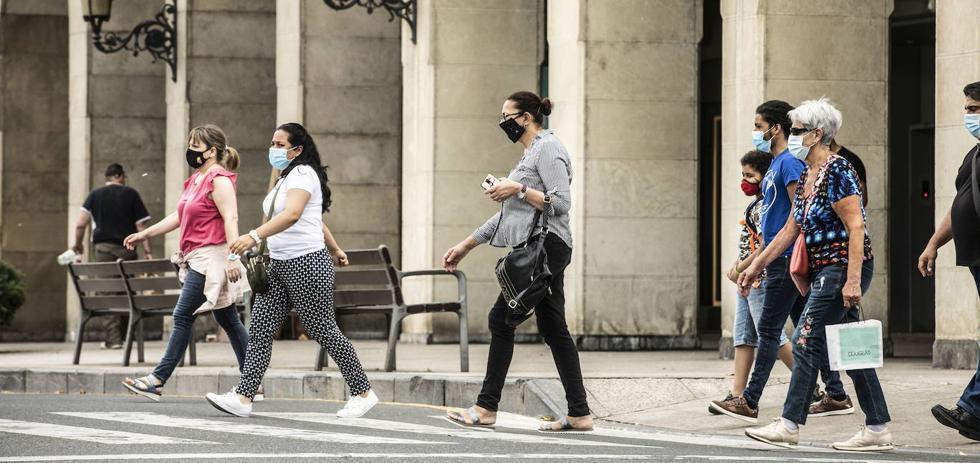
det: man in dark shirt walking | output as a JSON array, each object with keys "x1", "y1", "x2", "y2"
[
  {"x1": 919, "y1": 80, "x2": 980, "y2": 441},
  {"x1": 71, "y1": 163, "x2": 153, "y2": 349}
]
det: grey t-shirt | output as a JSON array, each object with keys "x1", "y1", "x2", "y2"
[{"x1": 473, "y1": 129, "x2": 573, "y2": 248}]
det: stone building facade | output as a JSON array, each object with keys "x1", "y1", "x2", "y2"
[{"x1": 0, "y1": 0, "x2": 977, "y2": 368}]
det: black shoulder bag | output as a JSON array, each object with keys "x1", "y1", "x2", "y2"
[
  {"x1": 244, "y1": 180, "x2": 284, "y2": 295},
  {"x1": 489, "y1": 196, "x2": 554, "y2": 328}
]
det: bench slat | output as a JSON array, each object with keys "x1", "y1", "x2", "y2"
[
  {"x1": 132, "y1": 294, "x2": 180, "y2": 310},
  {"x1": 335, "y1": 269, "x2": 390, "y2": 287},
  {"x1": 80, "y1": 295, "x2": 130, "y2": 310},
  {"x1": 119, "y1": 259, "x2": 177, "y2": 275},
  {"x1": 70, "y1": 262, "x2": 121, "y2": 278},
  {"x1": 334, "y1": 289, "x2": 395, "y2": 307},
  {"x1": 345, "y1": 249, "x2": 387, "y2": 266},
  {"x1": 127, "y1": 276, "x2": 182, "y2": 292},
  {"x1": 76, "y1": 278, "x2": 127, "y2": 293}
]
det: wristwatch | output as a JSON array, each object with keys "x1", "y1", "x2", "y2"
[
  {"x1": 248, "y1": 229, "x2": 262, "y2": 244},
  {"x1": 517, "y1": 184, "x2": 528, "y2": 201}
]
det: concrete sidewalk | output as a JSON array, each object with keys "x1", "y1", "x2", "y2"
[{"x1": 2, "y1": 339, "x2": 979, "y2": 455}]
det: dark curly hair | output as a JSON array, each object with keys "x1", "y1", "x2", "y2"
[
  {"x1": 740, "y1": 150, "x2": 773, "y2": 177},
  {"x1": 276, "y1": 122, "x2": 332, "y2": 213}
]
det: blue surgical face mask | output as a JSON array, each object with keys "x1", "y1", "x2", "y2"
[
  {"x1": 268, "y1": 146, "x2": 297, "y2": 170},
  {"x1": 752, "y1": 127, "x2": 773, "y2": 153},
  {"x1": 787, "y1": 134, "x2": 814, "y2": 161},
  {"x1": 966, "y1": 113, "x2": 980, "y2": 139}
]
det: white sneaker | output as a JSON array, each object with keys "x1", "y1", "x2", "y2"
[
  {"x1": 745, "y1": 421, "x2": 800, "y2": 449},
  {"x1": 336, "y1": 390, "x2": 379, "y2": 418},
  {"x1": 254, "y1": 385, "x2": 265, "y2": 402},
  {"x1": 832, "y1": 427, "x2": 894, "y2": 452},
  {"x1": 206, "y1": 391, "x2": 252, "y2": 417}
]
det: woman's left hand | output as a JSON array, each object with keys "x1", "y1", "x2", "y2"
[
  {"x1": 842, "y1": 279, "x2": 862, "y2": 308},
  {"x1": 331, "y1": 249, "x2": 349, "y2": 267},
  {"x1": 486, "y1": 178, "x2": 522, "y2": 202},
  {"x1": 229, "y1": 234, "x2": 257, "y2": 255},
  {"x1": 226, "y1": 260, "x2": 242, "y2": 283}
]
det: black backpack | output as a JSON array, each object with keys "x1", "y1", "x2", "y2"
[{"x1": 489, "y1": 198, "x2": 553, "y2": 328}]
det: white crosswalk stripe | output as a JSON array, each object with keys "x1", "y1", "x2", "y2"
[
  {"x1": 53, "y1": 412, "x2": 447, "y2": 445},
  {"x1": 0, "y1": 453, "x2": 664, "y2": 462},
  {"x1": 0, "y1": 418, "x2": 214, "y2": 445},
  {"x1": 255, "y1": 412, "x2": 657, "y2": 448}
]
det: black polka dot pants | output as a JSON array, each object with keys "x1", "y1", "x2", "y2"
[{"x1": 236, "y1": 249, "x2": 371, "y2": 399}]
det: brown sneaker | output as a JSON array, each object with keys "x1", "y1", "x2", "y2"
[
  {"x1": 809, "y1": 395, "x2": 855, "y2": 417},
  {"x1": 709, "y1": 395, "x2": 758, "y2": 424}
]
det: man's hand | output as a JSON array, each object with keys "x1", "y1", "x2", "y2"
[{"x1": 917, "y1": 244, "x2": 938, "y2": 277}]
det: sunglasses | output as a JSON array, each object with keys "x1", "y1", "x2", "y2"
[{"x1": 789, "y1": 127, "x2": 816, "y2": 136}]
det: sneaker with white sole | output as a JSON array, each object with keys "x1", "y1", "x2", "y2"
[
  {"x1": 336, "y1": 390, "x2": 379, "y2": 418},
  {"x1": 206, "y1": 391, "x2": 252, "y2": 417},
  {"x1": 832, "y1": 427, "x2": 894, "y2": 452},
  {"x1": 254, "y1": 385, "x2": 265, "y2": 402},
  {"x1": 744, "y1": 421, "x2": 799, "y2": 449}
]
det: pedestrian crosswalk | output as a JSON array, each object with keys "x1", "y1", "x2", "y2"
[{"x1": 0, "y1": 419, "x2": 215, "y2": 445}]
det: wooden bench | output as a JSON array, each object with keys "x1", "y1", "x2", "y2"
[
  {"x1": 68, "y1": 259, "x2": 197, "y2": 367},
  {"x1": 315, "y1": 246, "x2": 469, "y2": 372}
]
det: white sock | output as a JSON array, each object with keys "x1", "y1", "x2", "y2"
[
  {"x1": 867, "y1": 424, "x2": 887, "y2": 433},
  {"x1": 781, "y1": 417, "x2": 799, "y2": 431},
  {"x1": 147, "y1": 374, "x2": 161, "y2": 386}
]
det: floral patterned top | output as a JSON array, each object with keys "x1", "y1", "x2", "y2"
[
  {"x1": 737, "y1": 198, "x2": 764, "y2": 286},
  {"x1": 792, "y1": 155, "x2": 873, "y2": 273}
]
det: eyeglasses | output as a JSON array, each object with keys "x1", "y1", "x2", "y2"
[
  {"x1": 789, "y1": 127, "x2": 815, "y2": 136},
  {"x1": 499, "y1": 112, "x2": 524, "y2": 123}
]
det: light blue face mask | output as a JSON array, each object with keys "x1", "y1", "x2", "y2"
[
  {"x1": 752, "y1": 128, "x2": 773, "y2": 153},
  {"x1": 966, "y1": 113, "x2": 980, "y2": 139},
  {"x1": 268, "y1": 146, "x2": 297, "y2": 170},
  {"x1": 787, "y1": 133, "x2": 815, "y2": 161}
]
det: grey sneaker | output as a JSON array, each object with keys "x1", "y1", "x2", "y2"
[{"x1": 832, "y1": 427, "x2": 894, "y2": 452}]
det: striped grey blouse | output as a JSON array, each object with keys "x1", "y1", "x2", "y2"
[{"x1": 472, "y1": 129, "x2": 573, "y2": 248}]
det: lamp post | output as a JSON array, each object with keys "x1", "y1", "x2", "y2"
[
  {"x1": 80, "y1": 0, "x2": 178, "y2": 82},
  {"x1": 322, "y1": 0, "x2": 417, "y2": 44}
]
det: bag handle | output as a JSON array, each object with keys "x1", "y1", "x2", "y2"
[
  {"x1": 800, "y1": 155, "x2": 836, "y2": 231},
  {"x1": 970, "y1": 145, "x2": 980, "y2": 222},
  {"x1": 256, "y1": 179, "x2": 285, "y2": 257},
  {"x1": 487, "y1": 194, "x2": 552, "y2": 248}
]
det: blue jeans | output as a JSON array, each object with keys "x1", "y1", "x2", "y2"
[
  {"x1": 734, "y1": 286, "x2": 788, "y2": 347},
  {"x1": 782, "y1": 260, "x2": 889, "y2": 425},
  {"x1": 151, "y1": 269, "x2": 249, "y2": 383},
  {"x1": 957, "y1": 267, "x2": 980, "y2": 419},
  {"x1": 742, "y1": 256, "x2": 846, "y2": 408}
]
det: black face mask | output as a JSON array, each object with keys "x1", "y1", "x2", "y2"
[
  {"x1": 499, "y1": 116, "x2": 526, "y2": 143},
  {"x1": 185, "y1": 147, "x2": 208, "y2": 169}
]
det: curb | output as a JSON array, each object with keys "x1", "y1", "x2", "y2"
[{"x1": 0, "y1": 368, "x2": 561, "y2": 418}]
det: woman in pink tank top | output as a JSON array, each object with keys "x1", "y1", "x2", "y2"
[{"x1": 117, "y1": 125, "x2": 254, "y2": 402}]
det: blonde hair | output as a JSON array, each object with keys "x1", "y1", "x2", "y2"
[{"x1": 187, "y1": 124, "x2": 239, "y2": 170}]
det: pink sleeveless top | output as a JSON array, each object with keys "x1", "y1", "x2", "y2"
[{"x1": 177, "y1": 168, "x2": 237, "y2": 254}]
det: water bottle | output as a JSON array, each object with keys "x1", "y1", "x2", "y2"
[{"x1": 57, "y1": 249, "x2": 77, "y2": 266}]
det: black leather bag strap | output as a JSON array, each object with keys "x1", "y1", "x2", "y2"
[{"x1": 970, "y1": 145, "x2": 980, "y2": 222}]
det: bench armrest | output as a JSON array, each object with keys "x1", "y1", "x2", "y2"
[{"x1": 399, "y1": 269, "x2": 467, "y2": 304}]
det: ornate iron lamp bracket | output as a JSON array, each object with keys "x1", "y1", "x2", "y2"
[
  {"x1": 322, "y1": 0, "x2": 417, "y2": 43},
  {"x1": 87, "y1": 2, "x2": 178, "y2": 82}
]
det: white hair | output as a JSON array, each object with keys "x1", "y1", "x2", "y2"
[{"x1": 787, "y1": 97, "x2": 842, "y2": 145}]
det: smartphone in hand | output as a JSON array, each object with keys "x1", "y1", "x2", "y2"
[{"x1": 481, "y1": 174, "x2": 499, "y2": 191}]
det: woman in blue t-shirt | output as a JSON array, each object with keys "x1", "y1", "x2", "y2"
[{"x1": 738, "y1": 98, "x2": 892, "y2": 452}]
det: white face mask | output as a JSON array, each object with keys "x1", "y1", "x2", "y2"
[{"x1": 787, "y1": 131, "x2": 816, "y2": 161}]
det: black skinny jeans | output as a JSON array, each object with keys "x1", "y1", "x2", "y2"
[{"x1": 476, "y1": 233, "x2": 590, "y2": 417}]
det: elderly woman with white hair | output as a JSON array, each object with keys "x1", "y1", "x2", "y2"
[{"x1": 737, "y1": 98, "x2": 892, "y2": 451}]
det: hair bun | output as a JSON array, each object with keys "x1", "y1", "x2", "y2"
[{"x1": 540, "y1": 98, "x2": 553, "y2": 116}]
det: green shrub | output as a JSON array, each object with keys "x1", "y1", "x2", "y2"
[{"x1": 0, "y1": 260, "x2": 26, "y2": 328}]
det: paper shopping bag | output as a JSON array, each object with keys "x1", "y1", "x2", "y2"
[{"x1": 825, "y1": 319, "x2": 883, "y2": 371}]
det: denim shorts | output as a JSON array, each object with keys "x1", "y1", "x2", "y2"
[{"x1": 733, "y1": 286, "x2": 789, "y2": 348}]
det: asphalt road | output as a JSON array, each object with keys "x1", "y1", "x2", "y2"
[{"x1": 0, "y1": 394, "x2": 975, "y2": 462}]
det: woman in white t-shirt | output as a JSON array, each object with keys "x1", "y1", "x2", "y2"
[{"x1": 205, "y1": 122, "x2": 378, "y2": 418}]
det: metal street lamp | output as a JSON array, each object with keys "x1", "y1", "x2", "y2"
[
  {"x1": 80, "y1": 0, "x2": 178, "y2": 82},
  {"x1": 322, "y1": 0, "x2": 417, "y2": 44}
]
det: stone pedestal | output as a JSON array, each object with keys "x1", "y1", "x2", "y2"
[
  {"x1": 719, "y1": 0, "x2": 891, "y2": 356},
  {"x1": 932, "y1": 0, "x2": 980, "y2": 369}
]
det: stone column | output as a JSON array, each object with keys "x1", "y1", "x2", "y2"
[
  {"x1": 166, "y1": 0, "x2": 276, "y2": 255},
  {"x1": 401, "y1": 0, "x2": 543, "y2": 342},
  {"x1": 277, "y1": 0, "x2": 401, "y2": 337},
  {"x1": 65, "y1": 0, "x2": 168, "y2": 341},
  {"x1": 719, "y1": 0, "x2": 891, "y2": 356},
  {"x1": 549, "y1": 0, "x2": 702, "y2": 349},
  {"x1": 0, "y1": 0, "x2": 69, "y2": 341},
  {"x1": 932, "y1": 0, "x2": 980, "y2": 369}
]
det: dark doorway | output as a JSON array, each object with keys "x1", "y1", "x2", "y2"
[
  {"x1": 697, "y1": 0, "x2": 723, "y2": 347},
  {"x1": 888, "y1": 1, "x2": 936, "y2": 357}
]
